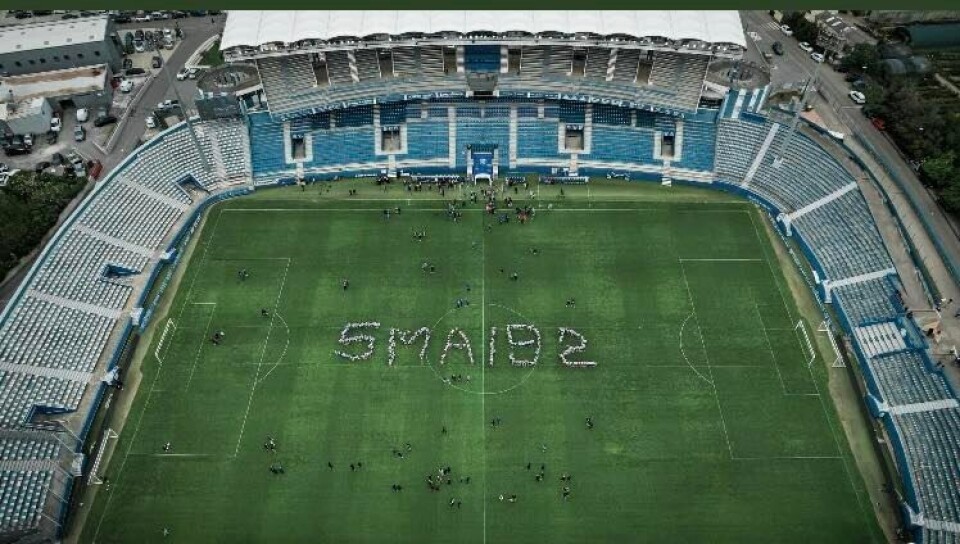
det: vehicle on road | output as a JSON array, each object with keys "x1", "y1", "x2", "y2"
[
  {"x1": 779, "y1": 24, "x2": 793, "y2": 36},
  {"x1": 73, "y1": 125, "x2": 86, "y2": 142},
  {"x1": 772, "y1": 41, "x2": 784, "y2": 56},
  {"x1": 798, "y1": 42, "x2": 813, "y2": 52},
  {"x1": 810, "y1": 52, "x2": 825, "y2": 63},
  {"x1": 176, "y1": 68, "x2": 190, "y2": 80},
  {"x1": 94, "y1": 114, "x2": 118, "y2": 127},
  {"x1": 157, "y1": 99, "x2": 180, "y2": 111},
  {"x1": 848, "y1": 91, "x2": 866, "y2": 105},
  {"x1": 76, "y1": 108, "x2": 89, "y2": 123}
]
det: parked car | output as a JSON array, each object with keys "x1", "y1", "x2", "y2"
[
  {"x1": 156, "y1": 99, "x2": 180, "y2": 110},
  {"x1": 810, "y1": 52, "x2": 825, "y2": 63},
  {"x1": 772, "y1": 41, "x2": 784, "y2": 56},
  {"x1": 134, "y1": 29, "x2": 144, "y2": 41},
  {"x1": 76, "y1": 108, "x2": 89, "y2": 122},
  {"x1": 113, "y1": 14, "x2": 131, "y2": 24},
  {"x1": 134, "y1": 41, "x2": 145, "y2": 53},
  {"x1": 152, "y1": 55, "x2": 163, "y2": 69},
  {"x1": 34, "y1": 161, "x2": 52, "y2": 173},
  {"x1": 848, "y1": 90, "x2": 866, "y2": 105},
  {"x1": 51, "y1": 152, "x2": 65, "y2": 165},
  {"x1": 145, "y1": 115, "x2": 157, "y2": 129},
  {"x1": 4, "y1": 146, "x2": 31, "y2": 157},
  {"x1": 851, "y1": 79, "x2": 867, "y2": 90},
  {"x1": 122, "y1": 57, "x2": 133, "y2": 70},
  {"x1": 171, "y1": 11, "x2": 188, "y2": 19},
  {"x1": 120, "y1": 79, "x2": 134, "y2": 93},
  {"x1": 73, "y1": 125, "x2": 86, "y2": 141},
  {"x1": 23, "y1": 133, "x2": 33, "y2": 147},
  {"x1": 94, "y1": 114, "x2": 118, "y2": 127},
  {"x1": 125, "y1": 67, "x2": 147, "y2": 76},
  {"x1": 176, "y1": 67, "x2": 190, "y2": 80},
  {"x1": 798, "y1": 41, "x2": 813, "y2": 52},
  {"x1": 45, "y1": 130, "x2": 59, "y2": 145},
  {"x1": 61, "y1": 13, "x2": 79, "y2": 19},
  {"x1": 50, "y1": 116, "x2": 62, "y2": 132},
  {"x1": 132, "y1": 13, "x2": 151, "y2": 22},
  {"x1": 188, "y1": 67, "x2": 199, "y2": 79},
  {"x1": 779, "y1": 24, "x2": 793, "y2": 36},
  {"x1": 163, "y1": 28, "x2": 174, "y2": 39},
  {"x1": 87, "y1": 159, "x2": 103, "y2": 180}
]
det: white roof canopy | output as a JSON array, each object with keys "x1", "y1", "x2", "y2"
[{"x1": 221, "y1": 10, "x2": 746, "y2": 50}]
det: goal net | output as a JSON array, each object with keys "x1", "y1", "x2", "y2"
[
  {"x1": 87, "y1": 429, "x2": 119, "y2": 485},
  {"x1": 795, "y1": 320, "x2": 816, "y2": 368}
]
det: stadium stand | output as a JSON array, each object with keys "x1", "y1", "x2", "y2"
[
  {"x1": 1, "y1": 10, "x2": 957, "y2": 541},
  {"x1": 0, "y1": 120, "x2": 251, "y2": 538}
]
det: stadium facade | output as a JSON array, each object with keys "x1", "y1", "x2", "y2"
[{"x1": 0, "y1": 10, "x2": 957, "y2": 543}]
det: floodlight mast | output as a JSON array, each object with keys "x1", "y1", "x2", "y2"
[{"x1": 772, "y1": 57, "x2": 824, "y2": 168}]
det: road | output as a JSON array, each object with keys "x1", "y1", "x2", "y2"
[
  {"x1": 740, "y1": 10, "x2": 960, "y2": 295},
  {"x1": 0, "y1": 15, "x2": 225, "y2": 312},
  {"x1": 101, "y1": 14, "x2": 226, "y2": 172}
]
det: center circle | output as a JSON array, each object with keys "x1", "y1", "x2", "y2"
[{"x1": 421, "y1": 302, "x2": 539, "y2": 395}]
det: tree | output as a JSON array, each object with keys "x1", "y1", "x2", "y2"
[
  {"x1": 921, "y1": 152, "x2": 957, "y2": 189},
  {"x1": 938, "y1": 182, "x2": 960, "y2": 214},
  {"x1": 840, "y1": 43, "x2": 880, "y2": 75}
]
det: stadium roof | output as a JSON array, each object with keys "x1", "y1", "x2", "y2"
[
  {"x1": 221, "y1": 11, "x2": 747, "y2": 50},
  {"x1": 0, "y1": 16, "x2": 110, "y2": 56}
]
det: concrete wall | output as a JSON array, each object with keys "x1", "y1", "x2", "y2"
[{"x1": 0, "y1": 37, "x2": 122, "y2": 77}]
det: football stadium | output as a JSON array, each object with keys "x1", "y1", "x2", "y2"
[{"x1": 0, "y1": 9, "x2": 958, "y2": 544}]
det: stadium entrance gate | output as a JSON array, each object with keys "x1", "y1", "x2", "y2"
[{"x1": 470, "y1": 147, "x2": 494, "y2": 183}]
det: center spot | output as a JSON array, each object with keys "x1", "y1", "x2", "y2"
[{"x1": 418, "y1": 303, "x2": 539, "y2": 396}]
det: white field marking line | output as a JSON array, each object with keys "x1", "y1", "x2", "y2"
[
  {"x1": 752, "y1": 300, "x2": 819, "y2": 397},
  {"x1": 678, "y1": 258, "x2": 763, "y2": 262},
  {"x1": 177, "y1": 207, "x2": 226, "y2": 322},
  {"x1": 480, "y1": 216, "x2": 487, "y2": 544},
  {"x1": 677, "y1": 312, "x2": 715, "y2": 386},
  {"x1": 755, "y1": 239, "x2": 874, "y2": 527},
  {"x1": 254, "y1": 312, "x2": 291, "y2": 388},
  {"x1": 678, "y1": 260, "x2": 734, "y2": 460},
  {"x1": 184, "y1": 306, "x2": 216, "y2": 392},
  {"x1": 190, "y1": 302, "x2": 217, "y2": 305},
  {"x1": 234, "y1": 257, "x2": 291, "y2": 458},
  {"x1": 128, "y1": 453, "x2": 223, "y2": 458},
  {"x1": 222, "y1": 207, "x2": 750, "y2": 213},
  {"x1": 92, "y1": 310, "x2": 175, "y2": 541},
  {"x1": 732, "y1": 455, "x2": 843, "y2": 461},
  {"x1": 752, "y1": 298, "x2": 792, "y2": 397},
  {"x1": 748, "y1": 211, "x2": 795, "y2": 322}
]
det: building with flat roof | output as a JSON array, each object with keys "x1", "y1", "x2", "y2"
[
  {"x1": 0, "y1": 15, "x2": 122, "y2": 77},
  {"x1": 0, "y1": 64, "x2": 112, "y2": 111}
]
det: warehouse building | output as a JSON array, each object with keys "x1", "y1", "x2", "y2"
[{"x1": 0, "y1": 15, "x2": 123, "y2": 77}]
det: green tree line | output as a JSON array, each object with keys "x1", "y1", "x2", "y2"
[{"x1": 0, "y1": 172, "x2": 87, "y2": 281}]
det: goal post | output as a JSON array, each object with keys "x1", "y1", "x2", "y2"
[
  {"x1": 154, "y1": 318, "x2": 176, "y2": 364},
  {"x1": 87, "y1": 429, "x2": 119, "y2": 485},
  {"x1": 794, "y1": 319, "x2": 816, "y2": 367},
  {"x1": 819, "y1": 319, "x2": 845, "y2": 368}
]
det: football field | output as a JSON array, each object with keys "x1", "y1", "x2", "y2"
[{"x1": 83, "y1": 181, "x2": 882, "y2": 543}]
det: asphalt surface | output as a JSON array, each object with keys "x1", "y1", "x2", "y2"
[
  {"x1": 104, "y1": 14, "x2": 226, "y2": 172},
  {"x1": 0, "y1": 15, "x2": 225, "y2": 310},
  {"x1": 740, "y1": 10, "x2": 960, "y2": 290}
]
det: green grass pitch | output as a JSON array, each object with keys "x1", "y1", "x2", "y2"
[{"x1": 83, "y1": 182, "x2": 882, "y2": 543}]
